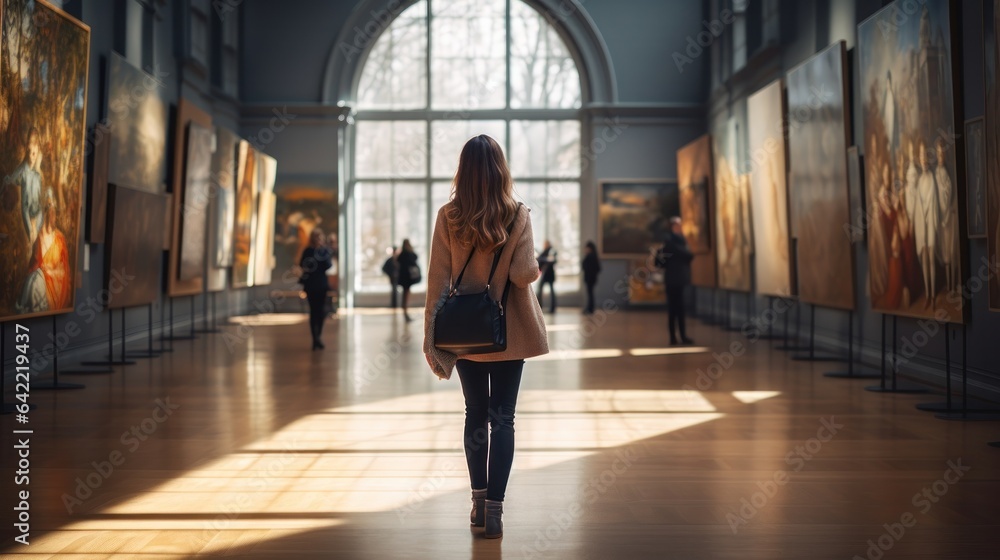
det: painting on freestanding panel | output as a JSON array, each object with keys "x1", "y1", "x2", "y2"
[
  {"x1": 105, "y1": 185, "x2": 167, "y2": 309},
  {"x1": 167, "y1": 98, "x2": 212, "y2": 296},
  {"x1": 106, "y1": 51, "x2": 167, "y2": 194},
  {"x1": 206, "y1": 127, "x2": 237, "y2": 292},
  {"x1": 253, "y1": 152, "x2": 277, "y2": 286},
  {"x1": 965, "y1": 118, "x2": 986, "y2": 239},
  {"x1": 232, "y1": 140, "x2": 257, "y2": 288},
  {"x1": 986, "y1": 0, "x2": 1000, "y2": 311},
  {"x1": 178, "y1": 122, "x2": 214, "y2": 282},
  {"x1": 712, "y1": 117, "x2": 752, "y2": 292},
  {"x1": 747, "y1": 79, "x2": 792, "y2": 297},
  {"x1": 676, "y1": 134, "x2": 716, "y2": 287},
  {"x1": 786, "y1": 41, "x2": 855, "y2": 310},
  {"x1": 0, "y1": 0, "x2": 90, "y2": 321},
  {"x1": 859, "y1": 0, "x2": 964, "y2": 322}
]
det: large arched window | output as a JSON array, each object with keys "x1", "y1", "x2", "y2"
[{"x1": 351, "y1": 0, "x2": 583, "y2": 298}]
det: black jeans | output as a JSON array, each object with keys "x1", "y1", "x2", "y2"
[
  {"x1": 306, "y1": 291, "x2": 327, "y2": 343},
  {"x1": 537, "y1": 279, "x2": 556, "y2": 312},
  {"x1": 666, "y1": 284, "x2": 687, "y2": 341},
  {"x1": 585, "y1": 281, "x2": 596, "y2": 313},
  {"x1": 457, "y1": 359, "x2": 524, "y2": 502}
]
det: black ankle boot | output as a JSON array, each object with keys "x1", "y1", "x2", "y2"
[
  {"x1": 470, "y1": 489, "x2": 486, "y2": 527},
  {"x1": 484, "y1": 499, "x2": 503, "y2": 538}
]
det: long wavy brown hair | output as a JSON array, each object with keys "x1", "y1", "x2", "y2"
[{"x1": 445, "y1": 135, "x2": 519, "y2": 252}]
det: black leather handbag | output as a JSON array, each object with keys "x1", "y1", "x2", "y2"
[{"x1": 434, "y1": 245, "x2": 512, "y2": 355}]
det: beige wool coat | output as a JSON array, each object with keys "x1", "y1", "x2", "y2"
[{"x1": 423, "y1": 203, "x2": 549, "y2": 379}]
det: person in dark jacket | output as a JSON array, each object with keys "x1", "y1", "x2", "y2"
[
  {"x1": 581, "y1": 241, "x2": 601, "y2": 314},
  {"x1": 656, "y1": 217, "x2": 694, "y2": 345},
  {"x1": 536, "y1": 240, "x2": 557, "y2": 313},
  {"x1": 396, "y1": 239, "x2": 420, "y2": 322},
  {"x1": 300, "y1": 228, "x2": 334, "y2": 350},
  {"x1": 382, "y1": 246, "x2": 399, "y2": 308}
]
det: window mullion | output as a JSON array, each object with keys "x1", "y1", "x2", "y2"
[{"x1": 505, "y1": 0, "x2": 511, "y2": 110}]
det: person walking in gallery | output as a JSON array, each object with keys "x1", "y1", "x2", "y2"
[
  {"x1": 382, "y1": 246, "x2": 399, "y2": 308},
  {"x1": 299, "y1": 228, "x2": 333, "y2": 350},
  {"x1": 656, "y1": 217, "x2": 694, "y2": 345},
  {"x1": 396, "y1": 239, "x2": 420, "y2": 322},
  {"x1": 536, "y1": 240, "x2": 557, "y2": 313},
  {"x1": 581, "y1": 241, "x2": 601, "y2": 315},
  {"x1": 916, "y1": 139, "x2": 940, "y2": 309},
  {"x1": 935, "y1": 139, "x2": 957, "y2": 296},
  {"x1": 423, "y1": 134, "x2": 549, "y2": 539}
]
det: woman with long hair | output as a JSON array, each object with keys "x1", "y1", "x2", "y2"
[
  {"x1": 423, "y1": 135, "x2": 549, "y2": 539},
  {"x1": 396, "y1": 238, "x2": 419, "y2": 322}
]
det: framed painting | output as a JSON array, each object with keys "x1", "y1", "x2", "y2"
[
  {"x1": 105, "y1": 185, "x2": 167, "y2": 309},
  {"x1": 965, "y1": 117, "x2": 986, "y2": 239},
  {"x1": 178, "y1": 122, "x2": 214, "y2": 282},
  {"x1": 205, "y1": 127, "x2": 238, "y2": 292},
  {"x1": 859, "y1": 0, "x2": 965, "y2": 323},
  {"x1": 106, "y1": 51, "x2": 167, "y2": 194},
  {"x1": 598, "y1": 180, "x2": 679, "y2": 259},
  {"x1": 167, "y1": 98, "x2": 212, "y2": 296},
  {"x1": 253, "y1": 152, "x2": 277, "y2": 286},
  {"x1": 747, "y1": 79, "x2": 792, "y2": 297},
  {"x1": 87, "y1": 122, "x2": 110, "y2": 243},
  {"x1": 786, "y1": 41, "x2": 855, "y2": 310},
  {"x1": 712, "y1": 117, "x2": 753, "y2": 293},
  {"x1": 0, "y1": 0, "x2": 90, "y2": 321},
  {"x1": 676, "y1": 134, "x2": 717, "y2": 287},
  {"x1": 232, "y1": 140, "x2": 258, "y2": 288},
  {"x1": 274, "y1": 175, "x2": 339, "y2": 290}
]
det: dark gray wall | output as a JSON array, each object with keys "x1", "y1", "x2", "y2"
[{"x1": 708, "y1": 0, "x2": 1000, "y2": 400}]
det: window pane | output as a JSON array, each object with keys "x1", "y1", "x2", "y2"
[
  {"x1": 432, "y1": 181, "x2": 453, "y2": 216},
  {"x1": 357, "y1": 1, "x2": 427, "y2": 110},
  {"x1": 510, "y1": 1, "x2": 581, "y2": 108},
  {"x1": 430, "y1": 120, "x2": 506, "y2": 178},
  {"x1": 394, "y1": 184, "x2": 429, "y2": 290},
  {"x1": 548, "y1": 182, "x2": 581, "y2": 291},
  {"x1": 356, "y1": 182, "x2": 393, "y2": 292},
  {"x1": 510, "y1": 120, "x2": 580, "y2": 178},
  {"x1": 431, "y1": 0, "x2": 505, "y2": 109},
  {"x1": 355, "y1": 121, "x2": 427, "y2": 178}
]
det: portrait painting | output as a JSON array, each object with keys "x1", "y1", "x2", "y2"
[
  {"x1": 676, "y1": 134, "x2": 716, "y2": 287},
  {"x1": 598, "y1": 180, "x2": 679, "y2": 258},
  {"x1": 859, "y1": 0, "x2": 964, "y2": 322},
  {"x1": 747, "y1": 79, "x2": 792, "y2": 297},
  {"x1": 0, "y1": 0, "x2": 89, "y2": 321},
  {"x1": 786, "y1": 41, "x2": 855, "y2": 310}
]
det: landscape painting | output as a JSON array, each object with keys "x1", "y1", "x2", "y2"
[
  {"x1": 676, "y1": 134, "x2": 716, "y2": 287},
  {"x1": 859, "y1": 0, "x2": 964, "y2": 322},
  {"x1": 786, "y1": 41, "x2": 855, "y2": 310},
  {"x1": 0, "y1": 0, "x2": 90, "y2": 321},
  {"x1": 598, "y1": 180, "x2": 679, "y2": 258},
  {"x1": 747, "y1": 79, "x2": 791, "y2": 297}
]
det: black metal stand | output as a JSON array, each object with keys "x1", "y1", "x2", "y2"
[
  {"x1": 34, "y1": 315, "x2": 85, "y2": 390},
  {"x1": 751, "y1": 296, "x2": 783, "y2": 341},
  {"x1": 196, "y1": 292, "x2": 220, "y2": 334},
  {"x1": 157, "y1": 301, "x2": 173, "y2": 353},
  {"x1": 824, "y1": 310, "x2": 881, "y2": 379},
  {"x1": 792, "y1": 305, "x2": 843, "y2": 362},
  {"x1": 125, "y1": 306, "x2": 160, "y2": 359},
  {"x1": 935, "y1": 324, "x2": 1000, "y2": 420},
  {"x1": 722, "y1": 291, "x2": 740, "y2": 332},
  {"x1": 775, "y1": 300, "x2": 809, "y2": 351},
  {"x1": 866, "y1": 315, "x2": 927, "y2": 394},
  {"x1": 162, "y1": 297, "x2": 196, "y2": 341},
  {"x1": 81, "y1": 309, "x2": 136, "y2": 367}
]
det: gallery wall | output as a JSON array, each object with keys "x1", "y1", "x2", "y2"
[{"x1": 704, "y1": 0, "x2": 1000, "y2": 400}]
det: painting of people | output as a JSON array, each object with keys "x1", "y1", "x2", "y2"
[
  {"x1": 0, "y1": 0, "x2": 89, "y2": 321},
  {"x1": 859, "y1": 0, "x2": 963, "y2": 322}
]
